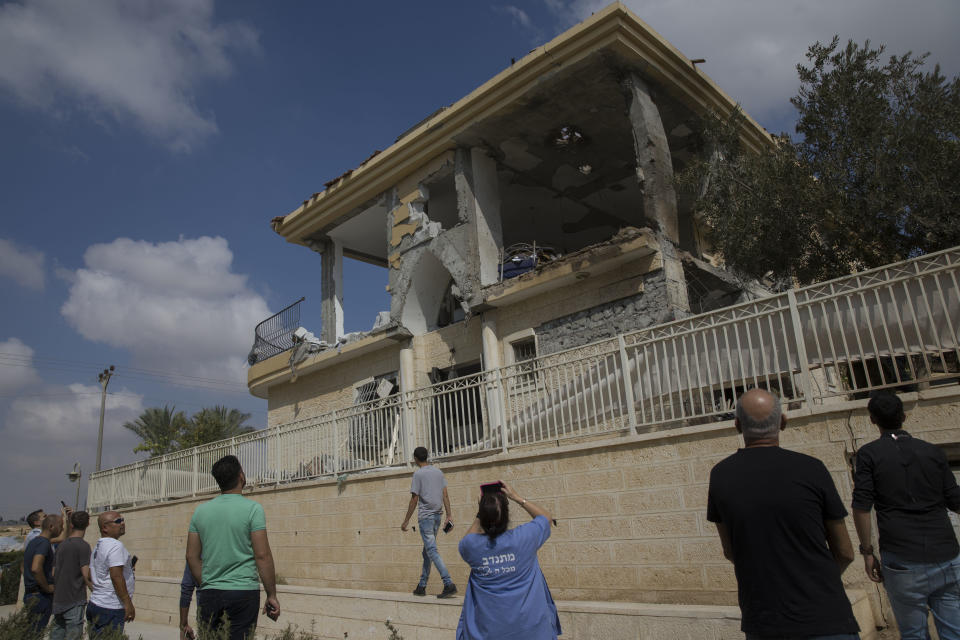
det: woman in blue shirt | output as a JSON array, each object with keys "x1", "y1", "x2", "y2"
[{"x1": 456, "y1": 481, "x2": 561, "y2": 639}]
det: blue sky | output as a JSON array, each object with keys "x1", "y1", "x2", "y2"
[{"x1": 1, "y1": 0, "x2": 957, "y2": 519}]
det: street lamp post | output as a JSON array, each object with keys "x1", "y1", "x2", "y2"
[
  {"x1": 95, "y1": 365, "x2": 115, "y2": 472},
  {"x1": 66, "y1": 463, "x2": 82, "y2": 510}
]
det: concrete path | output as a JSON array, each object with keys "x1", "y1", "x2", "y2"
[{"x1": 0, "y1": 604, "x2": 179, "y2": 639}]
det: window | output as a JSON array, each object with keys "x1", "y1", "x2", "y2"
[{"x1": 504, "y1": 331, "x2": 538, "y2": 392}]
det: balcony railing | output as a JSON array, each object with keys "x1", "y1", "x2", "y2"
[
  {"x1": 247, "y1": 297, "x2": 305, "y2": 365},
  {"x1": 89, "y1": 247, "x2": 960, "y2": 509}
]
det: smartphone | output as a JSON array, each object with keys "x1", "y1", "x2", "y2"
[
  {"x1": 60, "y1": 500, "x2": 68, "y2": 509},
  {"x1": 265, "y1": 603, "x2": 280, "y2": 621},
  {"x1": 131, "y1": 555, "x2": 138, "y2": 569},
  {"x1": 443, "y1": 521, "x2": 454, "y2": 534},
  {"x1": 480, "y1": 481, "x2": 503, "y2": 494}
]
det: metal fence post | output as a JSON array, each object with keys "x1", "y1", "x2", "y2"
[
  {"x1": 192, "y1": 449, "x2": 199, "y2": 497},
  {"x1": 110, "y1": 468, "x2": 116, "y2": 509},
  {"x1": 132, "y1": 464, "x2": 140, "y2": 507},
  {"x1": 159, "y1": 456, "x2": 168, "y2": 501},
  {"x1": 273, "y1": 428, "x2": 281, "y2": 486},
  {"x1": 618, "y1": 335, "x2": 638, "y2": 432},
  {"x1": 495, "y1": 370, "x2": 509, "y2": 454},
  {"x1": 786, "y1": 289, "x2": 817, "y2": 412}
]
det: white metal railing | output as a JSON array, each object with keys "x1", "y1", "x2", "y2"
[{"x1": 87, "y1": 247, "x2": 960, "y2": 508}]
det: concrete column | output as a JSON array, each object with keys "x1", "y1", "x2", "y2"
[
  {"x1": 398, "y1": 344, "x2": 417, "y2": 459},
  {"x1": 480, "y1": 315, "x2": 502, "y2": 371},
  {"x1": 622, "y1": 72, "x2": 689, "y2": 314},
  {"x1": 455, "y1": 147, "x2": 504, "y2": 292},
  {"x1": 471, "y1": 148, "x2": 503, "y2": 287},
  {"x1": 480, "y1": 314, "x2": 506, "y2": 449},
  {"x1": 319, "y1": 237, "x2": 344, "y2": 343},
  {"x1": 622, "y1": 72, "x2": 679, "y2": 243}
]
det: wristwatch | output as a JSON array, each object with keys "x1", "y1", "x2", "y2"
[{"x1": 858, "y1": 543, "x2": 874, "y2": 555}]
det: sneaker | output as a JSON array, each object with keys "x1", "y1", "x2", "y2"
[
  {"x1": 437, "y1": 583, "x2": 458, "y2": 599},
  {"x1": 413, "y1": 585, "x2": 426, "y2": 596}
]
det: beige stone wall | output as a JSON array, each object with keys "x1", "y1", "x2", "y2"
[
  {"x1": 266, "y1": 344, "x2": 403, "y2": 427},
  {"x1": 133, "y1": 577, "x2": 875, "y2": 640},
  {"x1": 410, "y1": 317, "x2": 484, "y2": 389},
  {"x1": 98, "y1": 388, "x2": 960, "y2": 624}
]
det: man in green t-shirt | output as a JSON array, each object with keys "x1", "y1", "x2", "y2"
[{"x1": 186, "y1": 455, "x2": 280, "y2": 640}]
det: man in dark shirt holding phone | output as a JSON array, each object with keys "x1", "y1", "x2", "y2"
[{"x1": 852, "y1": 391, "x2": 960, "y2": 639}]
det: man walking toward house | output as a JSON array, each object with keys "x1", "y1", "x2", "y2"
[
  {"x1": 400, "y1": 446, "x2": 457, "y2": 598},
  {"x1": 22, "y1": 513, "x2": 64, "y2": 633},
  {"x1": 51, "y1": 510, "x2": 92, "y2": 640},
  {"x1": 187, "y1": 454, "x2": 281, "y2": 640},
  {"x1": 852, "y1": 391, "x2": 960, "y2": 639},
  {"x1": 87, "y1": 510, "x2": 135, "y2": 637},
  {"x1": 707, "y1": 388, "x2": 860, "y2": 639}
]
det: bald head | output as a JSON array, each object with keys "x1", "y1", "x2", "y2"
[
  {"x1": 98, "y1": 510, "x2": 125, "y2": 539},
  {"x1": 735, "y1": 388, "x2": 784, "y2": 441}
]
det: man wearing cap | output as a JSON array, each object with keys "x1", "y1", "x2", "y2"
[{"x1": 852, "y1": 391, "x2": 960, "y2": 639}]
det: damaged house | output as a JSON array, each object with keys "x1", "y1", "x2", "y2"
[
  {"x1": 85, "y1": 6, "x2": 960, "y2": 632},
  {"x1": 249, "y1": 3, "x2": 773, "y2": 463}
]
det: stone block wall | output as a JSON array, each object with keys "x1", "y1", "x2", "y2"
[
  {"x1": 535, "y1": 271, "x2": 670, "y2": 356},
  {"x1": 91, "y1": 387, "x2": 960, "y2": 629}
]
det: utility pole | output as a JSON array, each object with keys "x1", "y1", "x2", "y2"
[{"x1": 96, "y1": 365, "x2": 115, "y2": 472}]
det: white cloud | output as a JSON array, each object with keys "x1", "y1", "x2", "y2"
[
  {"x1": 7, "y1": 383, "x2": 143, "y2": 444},
  {"x1": 497, "y1": 5, "x2": 533, "y2": 28},
  {"x1": 0, "y1": 237, "x2": 45, "y2": 290},
  {"x1": 0, "y1": 0, "x2": 259, "y2": 151},
  {"x1": 0, "y1": 382, "x2": 144, "y2": 515},
  {"x1": 61, "y1": 236, "x2": 271, "y2": 383},
  {"x1": 550, "y1": 0, "x2": 960, "y2": 130},
  {"x1": 0, "y1": 337, "x2": 41, "y2": 395}
]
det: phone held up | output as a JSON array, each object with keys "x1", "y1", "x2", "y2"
[{"x1": 480, "y1": 481, "x2": 504, "y2": 494}]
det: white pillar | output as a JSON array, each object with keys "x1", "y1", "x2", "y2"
[
  {"x1": 480, "y1": 315, "x2": 506, "y2": 449},
  {"x1": 399, "y1": 344, "x2": 417, "y2": 462}
]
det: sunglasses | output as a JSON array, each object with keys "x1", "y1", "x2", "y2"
[{"x1": 110, "y1": 517, "x2": 124, "y2": 524}]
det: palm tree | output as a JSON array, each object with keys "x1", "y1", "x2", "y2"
[
  {"x1": 123, "y1": 406, "x2": 189, "y2": 457},
  {"x1": 180, "y1": 405, "x2": 256, "y2": 448}
]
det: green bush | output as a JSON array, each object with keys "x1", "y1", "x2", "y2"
[{"x1": 0, "y1": 550, "x2": 23, "y2": 606}]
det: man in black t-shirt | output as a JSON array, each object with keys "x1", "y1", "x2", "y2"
[
  {"x1": 707, "y1": 388, "x2": 860, "y2": 639},
  {"x1": 852, "y1": 391, "x2": 960, "y2": 639}
]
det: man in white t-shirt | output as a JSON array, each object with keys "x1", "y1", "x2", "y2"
[{"x1": 86, "y1": 511, "x2": 135, "y2": 637}]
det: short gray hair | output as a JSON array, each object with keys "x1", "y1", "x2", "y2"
[{"x1": 735, "y1": 393, "x2": 782, "y2": 438}]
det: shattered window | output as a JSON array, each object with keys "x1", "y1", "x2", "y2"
[{"x1": 511, "y1": 338, "x2": 538, "y2": 390}]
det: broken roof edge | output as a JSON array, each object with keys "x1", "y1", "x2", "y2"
[{"x1": 272, "y1": 2, "x2": 773, "y2": 246}]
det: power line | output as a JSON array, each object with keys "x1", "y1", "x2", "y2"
[{"x1": 0, "y1": 352, "x2": 251, "y2": 388}]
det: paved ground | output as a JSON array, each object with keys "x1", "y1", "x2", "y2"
[{"x1": 0, "y1": 604, "x2": 906, "y2": 639}]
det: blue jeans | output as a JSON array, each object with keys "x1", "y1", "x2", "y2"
[
  {"x1": 882, "y1": 550, "x2": 960, "y2": 640},
  {"x1": 418, "y1": 513, "x2": 451, "y2": 587},
  {"x1": 50, "y1": 603, "x2": 86, "y2": 640},
  {"x1": 86, "y1": 602, "x2": 126, "y2": 637},
  {"x1": 23, "y1": 592, "x2": 52, "y2": 633}
]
